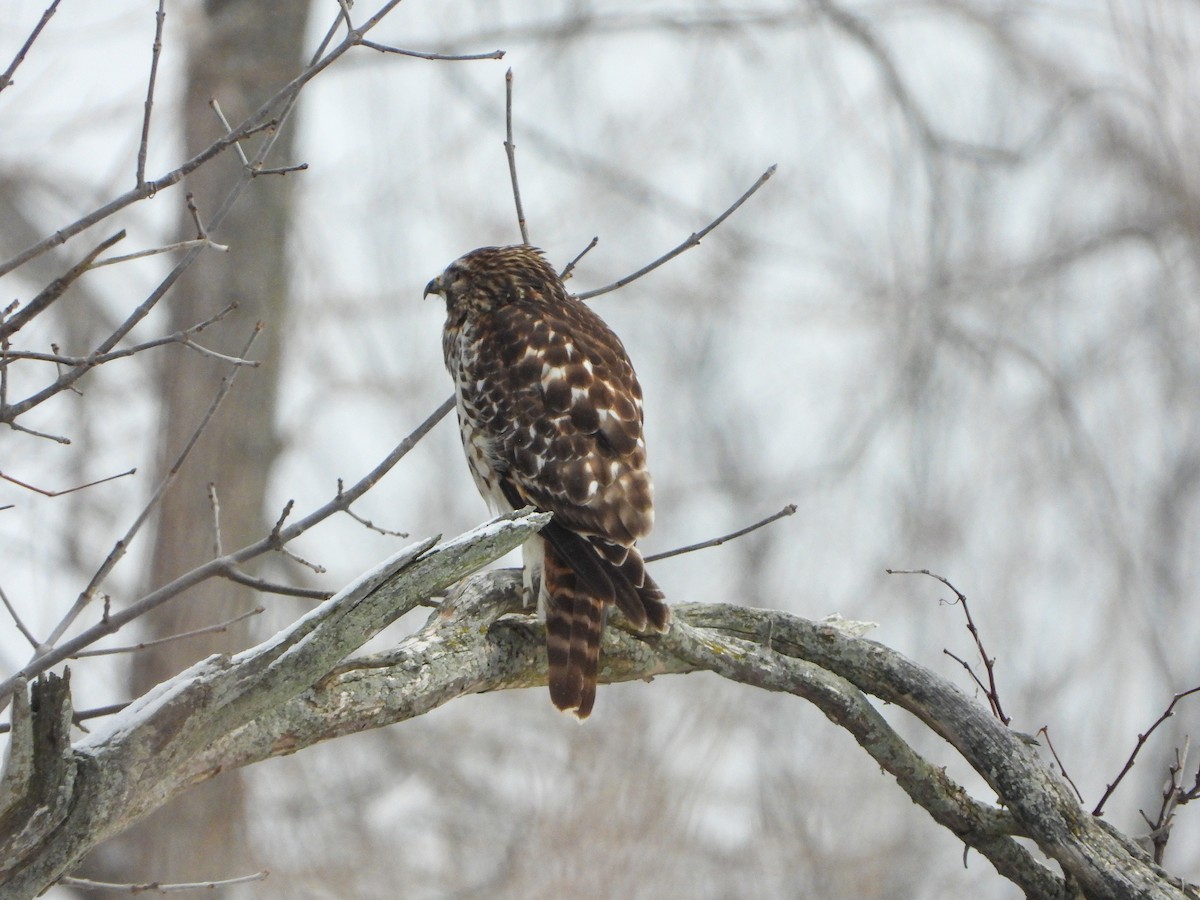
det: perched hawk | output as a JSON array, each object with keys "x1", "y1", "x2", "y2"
[{"x1": 425, "y1": 245, "x2": 670, "y2": 718}]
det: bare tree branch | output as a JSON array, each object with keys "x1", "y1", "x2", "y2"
[
  {"x1": 359, "y1": 40, "x2": 505, "y2": 61},
  {"x1": 136, "y1": 0, "x2": 168, "y2": 189},
  {"x1": 0, "y1": 584, "x2": 39, "y2": 650},
  {"x1": 504, "y1": 68, "x2": 529, "y2": 245},
  {"x1": 1142, "y1": 739, "x2": 1200, "y2": 865},
  {"x1": 1036, "y1": 725, "x2": 1085, "y2": 805},
  {"x1": 0, "y1": 394, "x2": 457, "y2": 704},
  {"x1": 0, "y1": 0, "x2": 64, "y2": 94},
  {"x1": 0, "y1": 231, "x2": 126, "y2": 342},
  {"x1": 0, "y1": 0, "x2": 496, "y2": 282},
  {"x1": 574, "y1": 165, "x2": 776, "y2": 301},
  {"x1": 559, "y1": 235, "x2": 598, "y2": 280},
  {"x1": 888, "y1": 568, "x2": 1011, "y2": 725},
  {"x1": 1094, "y1": 685, "x2": 1200, "y2": 817},
  {"x1": 37, "y1": 325, "x2": 262, "y2": 652},
  {"x1": 90, "y1": 237, "x2": 229, "y2": 269},
  {"x1": 59, "y1": 870, "x2": 269, "y2": 894},
  {"x1": 0, "y1": 2, "x2": 503, "y2": 428},
  {"x1": 0, "y1": 467, "x2": 136, "y2": 498},
  {"x1": 0, "y1": 304, "x2": 242, "y2": 370},
  {"x1": 217, "y1": 567, "x2": 331, "y2": 600},
  {"x1": 70, "y1": 607, "x2": 266, "y2": 659},
  {"x1": 645, "y1": 503, "x2": 796, "y2": 563},
  {"x1": 0, "y1": 701, "x2": 131, "y2": 736}
]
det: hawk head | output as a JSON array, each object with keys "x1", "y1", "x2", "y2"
[{"x1": 424, "y1": 245, "x2": 563, "y2": 316}]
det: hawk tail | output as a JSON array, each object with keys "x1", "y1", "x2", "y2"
[
  {"x1": 615, "y1": 549, "x2": 670, "y2": 633},
  {"x1": 541, "y1": 521, "x2": 671, "y2": 633},
  {"x1": 543, "y1": 543, "x2": 603, "y2": 719}
]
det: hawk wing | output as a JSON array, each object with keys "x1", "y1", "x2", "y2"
[{"x1": 484, "y1": 297, "x2": 667, "y2": 618}]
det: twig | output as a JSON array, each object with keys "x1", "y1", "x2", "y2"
[
  {"x1": 504, "y1": 68, "x2": 529, "y2": 244},
  {"x1": 0, "y1": 467, "x2": 136, "y2": 498},
  {"x1": 268, "y1": 501, "x2": 326, "y2": 573},
  {"x1": 280, "y1": 546, "x2": 327, "y2": 576},
  {"x1": 645, "y1": 503, "x2": 797, "y2": 563},
  {"x1": 0, "y1": 394, "x2": 457, "y2": 706},
  {"x1": 1036, "y1": 726, "x2": 1084, "y2": 804},
  {"x1": 89, "y1": 238, "x2": 229, "y2": 269},
  {"x1": 72, "y1": 607, "x2": 265, "y2": 658},
  {"x1": 0, "y1": 584, "x2": 40, "y2": 649},
  {"x1": 944, "y1": 647, "x2": 992, "y2": 695},
  {"x1": 0, "y1": 0, "x2": 63, "y2": 94},
  {"x1": 886, "y1": 569, "x2": 1010, "y2": 725},
  {"x1": 1093, "y1": 684, "x2": 1200, "y2": 816},
  {"x1": 251, "y1": 162, "x2": 309, "y2": 176},
  {"x1": 336, "y1": 0, "x2": 354, "y2": 32},
  {"x1": 249, "y1": 163, "x2": 307, "y2": 177},
  {"x1": 0, "y1": 700, "x2": 131, "y2": 736},
  {"x1": 0, "y1": 114, "x2": 275, "y2": 281},
  {"x1": 342, "y1": 507, "x2": 409, "y2": 538},
  {"x1": 136, "y1": 0, "x2": 168, "y2": 188},
  {"x1": 0, "y1": 304, "x2": 241, "y2": 370},
  {"x1": 268, "y1": 499, "x2": 295, "y2": 538},
  {"x1": 575, "y1": 164, "x2": 776, "y2": 300},
  {"x1": 178, "y1": 338, "x2": 259, "y2": 366},
  {"x1": 208, "y1": 482, "x2": 223, "y2": 557},
  {"x1": 5, "y1": 420, "x2": 70, "y2": 443},
  {"x1": 309, "y1": 4, "x2": 346, "y2": 62},
  {"x1": 185, "y1": 192, "x2": 210, "y2": 238},
  {"x1": 40, "y1": 325, "x2": 262, "y2": 650},
  {"x1": 559, "y1": 236, "x2": 599, "y2": 281},
  {"x1": 211, "y1": 97, "x2": 310, "y2": 177},
  {"x1": 1139, "y1": 738, "x2": 1199, "y2": 864},
  {"x1": 359, "y1": 39, "x2": 505, "y2": 61},
  {"x1": 59, "y1": 871, "x2": 269, "y2": 894},
  {"x1": 219, "y1": 567, "x2": 331, "y2": 600},
  {"x1": 336, "y1": 479, "x2": 409, "y2": 537},
  {"x1": 0, "y1": 310, "x2": 9, "y2": 408},
  {"x1": 208, "y1": 98, "x2": 250, "y2": 167}
]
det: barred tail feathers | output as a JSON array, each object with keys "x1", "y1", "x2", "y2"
[{"x1": 543, "y1": 543, "x2": 604, "y2": 719}]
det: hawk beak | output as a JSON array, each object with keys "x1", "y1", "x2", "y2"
[{"x1": 423, "y1": 276, "x2": 443, "y2": 299}]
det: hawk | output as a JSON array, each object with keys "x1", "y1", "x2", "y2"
[{"x1": 425, "y1": 245, "x2": 670, "y2": 718}]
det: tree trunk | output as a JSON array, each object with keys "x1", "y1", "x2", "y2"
[{"x1": 89, "y1": 0, "x2": 311, "y2": 887}]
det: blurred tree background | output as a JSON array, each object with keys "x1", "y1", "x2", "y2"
[{"x1": 1, "y1": 1, "x2": 1197, "y2": 897}]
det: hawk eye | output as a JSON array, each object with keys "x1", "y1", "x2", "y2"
[{"x1": 445, "y1": 267, "x2": 470, "y2": 295}]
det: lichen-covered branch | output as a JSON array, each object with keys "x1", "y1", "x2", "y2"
[
  {"x1": 672, "y1": 604, "x2": 1192, "y2": 899},
  {"x1": 0, "y1": 530, "x2": 1191, "y2": 899},
  {"x1": 0, "y1": 511, "x2": 548, "y2": 898}
]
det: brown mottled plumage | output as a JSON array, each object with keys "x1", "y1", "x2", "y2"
[{"x1": 425, "y1": 245, "x2": 669, "y2": 718}]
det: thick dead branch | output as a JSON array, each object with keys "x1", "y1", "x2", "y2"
[{"x1": 0, "y1": 553, "x2": 1189, "y2": 898}]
